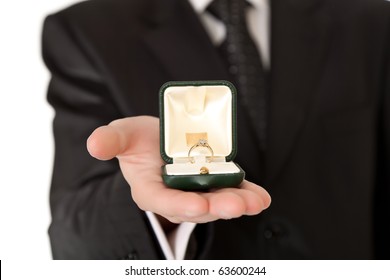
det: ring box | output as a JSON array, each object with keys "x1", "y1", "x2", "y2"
[{"x1": 159, "y1": 80, "x2": 245, "y2": 191}]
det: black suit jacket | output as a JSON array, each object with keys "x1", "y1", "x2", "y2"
[{"x1": 42, "y1": 0, "x2": 390, "y2": 259}]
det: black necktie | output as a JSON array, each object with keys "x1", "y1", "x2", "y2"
[{"x1": 208, "y1": 0, "x2": 268, "y2": 150}]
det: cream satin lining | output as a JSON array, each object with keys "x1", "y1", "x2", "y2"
[{"x1": 164, "y1": 85, "x2": 233, "y2": 160}]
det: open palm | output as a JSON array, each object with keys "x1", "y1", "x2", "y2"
[{"x1": 87, "y1": 116, "x2": 271, "y2": 224}]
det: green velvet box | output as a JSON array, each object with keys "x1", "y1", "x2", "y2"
[{"x1": 159, "y1": 80, "x2": 245, "y2": 191}]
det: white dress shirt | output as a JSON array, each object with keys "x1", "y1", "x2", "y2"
[{"x1": 146, "y1": 0, "x2": 270, "y2": 260}]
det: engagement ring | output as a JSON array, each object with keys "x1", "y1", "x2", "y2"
[{"x1": 188, "y1": 139, "x2": 214, "y2": 163}]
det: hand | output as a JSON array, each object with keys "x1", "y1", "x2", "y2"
[{"x1": 87, "y1": 116, "x2": 271, "y2": 224}]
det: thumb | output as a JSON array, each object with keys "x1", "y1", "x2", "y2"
[
  {"x1": 87, "y1": 125, "x2": 123, "y2": 160},
  {"x1": 87, "y1": 116, "x2": 160, "y2": 161}
]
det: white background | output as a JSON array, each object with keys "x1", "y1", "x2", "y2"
[
  {"x1": 1, "y1": 0, "x2": 390, "y2": 276},
  {"x1": 0, "y1": 0, "x2": 80, "y2": 260}
]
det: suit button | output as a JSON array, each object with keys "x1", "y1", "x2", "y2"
[
  {"x1": 124, "y1": 251, "x2": 139, "y2": 260},
  {"x1": 264, "y1": 224, "x2": 284, "y2": 240}
]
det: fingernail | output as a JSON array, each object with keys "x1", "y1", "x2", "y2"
[
  {"x1": 218, "y1": 211, "x2": 232, "y2": 220},
  {"x1": 185, "y1": 210, "x2": 200, "y2": 218}
]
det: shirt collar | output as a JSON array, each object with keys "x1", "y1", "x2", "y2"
[{"x1": 187, "y1": 0, "x2": 268, "y2": 14}]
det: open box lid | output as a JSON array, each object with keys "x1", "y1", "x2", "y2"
[{"x1": 159, "y1": 80, "x2": 237, "y2": 164}]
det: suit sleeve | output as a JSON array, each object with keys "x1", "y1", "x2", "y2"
[{"x1": 42, "y1": 14, "x2": 162, "y2": 259}]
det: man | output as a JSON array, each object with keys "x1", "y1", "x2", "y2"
[{"x1": 43, "y1": 0, "x2": 390, "y2": 259}]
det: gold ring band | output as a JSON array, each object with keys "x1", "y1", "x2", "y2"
[{"x1": 188, "y1": 139, "x2": 214, "y2": 163}]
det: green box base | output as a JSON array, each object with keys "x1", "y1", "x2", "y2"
[{"x1": 162, "y1": 163, "x2": 245, "y2": 191}]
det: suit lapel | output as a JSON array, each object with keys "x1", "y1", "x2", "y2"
[
  {"x1": 142, "y1": 0, "x2": 228, "y2": 80},
  {"x1": 266, "y1": 0, "x2": 334, "y2": 184},
  {"x1": 78, "y1": 0, "x2": 229, "y2": 116}
]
